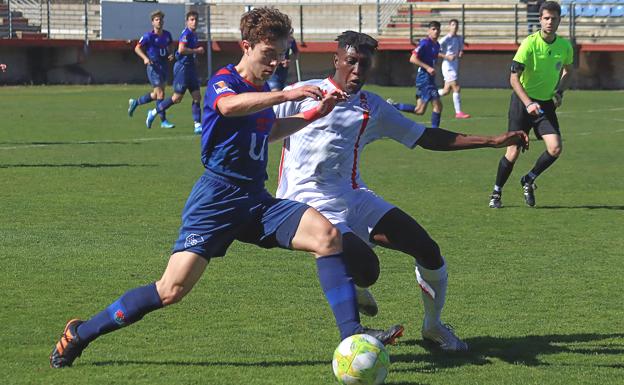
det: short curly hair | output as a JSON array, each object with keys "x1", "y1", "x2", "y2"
[{"x1": 240, "y1": 7, "x2": 292, "y2": 47}]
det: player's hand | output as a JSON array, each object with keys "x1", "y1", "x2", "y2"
[
  {"x1": 168, "y1": 54, "x2": 175, "y2": 62},
  {"x1": 492, "y1": 131, "x2": 530, "y2": 152},
  {"x1": 446, "y1": 54, "x2": 456, "y2": 61},
  {"x1": 526, "y1": 102, "x2": 542, "y2": 116},
  {"x1": 314, "y1": 90, "x2": 348, "y2": 117},
  {"x1": 143, "y1": 58, "x2": 151, "y2": 66},
  {"x1": 283, "y1": 85, "x2": 324, "y2": 102},
  {"x1": 196, "y1": 46, "x2": 205, "y2": 55},
  {"x1": 552, "y1": 92, "x2": 563, "y2": 108},
  {"x1": 426, "y1": 66, "x2": 436, "y2": 76}
]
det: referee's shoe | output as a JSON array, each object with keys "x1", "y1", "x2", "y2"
[{"x1": 521, "y1": 176, "x2": 537, "y2": 207}]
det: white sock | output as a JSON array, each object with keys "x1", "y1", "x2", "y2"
[
  {"x1": 494, "y1": 185, "x2": 502, "y2": 193},
  {"x1": 453, "y1": 92, "x2": 461, "y2": 114},
  {"x1": 415, "y1": 258, "x2": 447, "y2": 330},
  {"x1": 438, "y1": 88, "x2": 445, "y2": 96}
]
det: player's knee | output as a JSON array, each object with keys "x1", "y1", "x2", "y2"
[
  {"x1": 356, "y1": 258, "x2": 380, "y2": 287},
  {"x1": 315, "y1": 225, "x2": 342, "y2": 256},
  {"x1": 172, "y1": 94, "x2": 183, "y2": 104},
  {"x1": 548, "y1": 145, "x2": 562, "y2": 157},
  {"x1": 158, "y1": 283, "x2": 186, "y2": 306},
  {"x1": 415, "y1": 237, "x2": 442, "y2": 263}
]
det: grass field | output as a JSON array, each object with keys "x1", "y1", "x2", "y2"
[{"x1": 1, "y1": 85, "x2": 623, "y2": 385}]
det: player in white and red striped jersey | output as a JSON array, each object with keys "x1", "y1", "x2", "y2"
[{"x1": 275, "y1": 31, "x2": 529, "y2": 352}]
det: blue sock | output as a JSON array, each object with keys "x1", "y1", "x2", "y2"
[
  {"x1": 76, "y1": 283, "x2": 163, "y2": 344},
  {"x1": 316, "y1": 254, "x2": 361, "y2": 340},
  {"x1": 156, "y1": 99, "x2": 169, "y2": 120},
  {"x1": 431, "y1": 111, "x2": 441, "y2": 128},
  {"x1": 192, "y1": 100, "x2": 201, "y2": 123},
  {"x1": 394, "y1": 103, "x2": 416, "y2": 112},
  {"x1": 137, "y1": 92, "x2": 153, "y2": 105}
]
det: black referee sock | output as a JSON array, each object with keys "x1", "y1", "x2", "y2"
[
  {"x1": 494, "y1": 156, "x2": 514, "y2": 191},
  {"x1": 527, "y1": 151, "x2": 559, "y2": 181}
]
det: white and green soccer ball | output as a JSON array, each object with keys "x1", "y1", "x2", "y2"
[{"x1": 332, "y1": 334, "x2": 390, "y2": 385}]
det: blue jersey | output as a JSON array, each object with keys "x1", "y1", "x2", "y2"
[
  {"x1": 138, "y1": 30, "x2": 173, "y2": 63},
  {"x1": 201, "y1": 64, "x2": 274, "y2": 186},
  {"x1": 413, "y1": 37, "x2": 440, "y2": 68},
  {"x1": 175, "y1": 27, "x2": 198, "y2": 65}
]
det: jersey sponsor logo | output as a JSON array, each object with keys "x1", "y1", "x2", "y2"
[
  {"x1": 213, "y1": 80, "x2": 234, "y2": 95},
  {"x1": 185, "y1": 233, "x2": 205, "y2": 248}
]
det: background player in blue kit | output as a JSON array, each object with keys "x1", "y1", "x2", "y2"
[
  {"x1": 389, "y1": 21, "x2": 444, "y2": 128},
  {"x1": 267, "y1": 32, "x2": 298, "y2": 91},
  {"x1": 127, "y1": 10, "x2": 176, "y2": 129},
  {"x1": 50, "y1": 7, "x2": 402, "y2": 369},
  {"x1": 146, "y1": 11, "x2": 205, "y2": 134}
]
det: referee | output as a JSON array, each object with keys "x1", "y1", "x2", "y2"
[{"x1": 489, "y1": 1, "x2": 573, "y2": 208}]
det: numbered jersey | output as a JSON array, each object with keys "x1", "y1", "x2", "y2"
[
  {"x1": 138, "y1": 30, "x2": 173, "y2": 63},
  {"x1": 274, "y1": 78, "x2": 426, "y2": 198},
  {"x1": 201, "y1": 64, "x2": 274, "y2": 186}
]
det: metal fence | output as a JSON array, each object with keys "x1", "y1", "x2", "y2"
[{"x1": 1, "y1": 1, "x2": 623, "y2": 44}]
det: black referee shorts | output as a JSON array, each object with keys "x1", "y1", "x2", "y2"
[{"x1": 508, "y1": 92, "x2": 560, "y2": 140}]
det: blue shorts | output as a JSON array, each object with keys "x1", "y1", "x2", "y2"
[
  {"x1": 173, "y1": 62, "x2": 200, "y2": 94},
  {"x1": 267, "y1": 68, "x2": 288, "y2": 91},
  {"x1": 172, "y1": 170, "x2": 310, "y2": 259},
  {"x1": 416, "y1": 70, "x2": 439, "y2": 103},
  {"x1": 147, "y1": 62, "x2": 167, "y2": 87}
]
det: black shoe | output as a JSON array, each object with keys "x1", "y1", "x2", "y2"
[
  {"x1": 362, "y1": 324, "x2": 404, "y2": 345},
  {"x1": 50, "y1": 319, "x2": 88, "y2": 368},
  {"x1": 520, "y1": 176, "x2": 537, "y2": 207},
  {"x1": 489, "y1": 191, "x2": 502, "y2": 209}
]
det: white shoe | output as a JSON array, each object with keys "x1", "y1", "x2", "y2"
[
  {"x1": 422, "y1": 322, "x2": 468, "y2": 352},
  {"x1": 194, "y1": 122, "x2": 202, "y2": 135},
  {"x1": 386, "y1": 98, "x2": 395, "y2": 105},
  {"x1": 355, "y1": 286, "x2": 378, "y2": 317}
]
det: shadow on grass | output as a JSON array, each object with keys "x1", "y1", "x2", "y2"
[
  {"x1": 91, "y1": 359, "x2": 328, "y2": 368},
  {"x1": 536, "y1": 205, "x2": 624, "y2": 210},
  {"x1": 0, "y1": 163, "x2": 157, "y2": 168},
  {"x1": 392, "y1": 333, "x2": 624, "y2": 372}
]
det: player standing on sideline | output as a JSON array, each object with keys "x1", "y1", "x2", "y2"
[
  {"x1": 274, "y1": 31, "x2": 529, "y2": 352},
  {"x1": 267, "y1": 32, "x2": 299, "y2": 91},
  {"x1": 488, "y1": 1, "x2": 572, "y2": 209},
  {"x1": 388, "y1": 21, "x2": 443, "y2": 128},
  {"x1": 437, "y1": 19, "x2": 470, "y2": 119},
  {"x1": 50, "y1": 8, "x2": 403, "y2": 369},
  {"x1": 127, "y1": 10, "x2": 176, "y2": 129},
  {"x1": 146, "y1": 11, "x2": 205, "y2": 134}
]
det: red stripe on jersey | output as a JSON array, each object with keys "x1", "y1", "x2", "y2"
[
  {"x1": 277, "y1": 140, "x2": 287, "y2": 189},
  {"x1": 215, "y1": 68, "x2": 231, "y2": 76},
  {"x1": 212, "y1": 92, "x2": 236, "y2": 111},
  {"x1": 351, "y1": 111, "x2": 370, "y2": 189}
]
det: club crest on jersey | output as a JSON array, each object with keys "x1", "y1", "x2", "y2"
[
  {"x1": 114, "y1": 309, "x2": 127, "y2": 325},
  {"x1": 213, "y1": 80, "x2": 234, "y2": 95},
  {"x1": 359, "y1": 93, "x2": 370, "y2": 112},
  {"x1": 185, "y1": 233, "x2": 205, "y2": 248}
]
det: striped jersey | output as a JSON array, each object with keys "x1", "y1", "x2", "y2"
[{"x1": 274, "y1": 77, "x2": 426, "y2": 198}]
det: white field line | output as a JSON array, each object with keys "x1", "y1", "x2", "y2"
[{"x1": 0, "y1": 135, "x2": 197, "y2": 151}]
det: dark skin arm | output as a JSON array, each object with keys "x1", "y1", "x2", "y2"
[{"x1": 416, "y1": 127, "x2": 530, "y2": 151}]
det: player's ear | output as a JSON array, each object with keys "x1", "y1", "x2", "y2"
[
  {"x1": 333, "y1": 53, "x2": 339, "y2": 68},
  {"x1": 241, "y1": 40, "x2": 252, "y2": 55}
]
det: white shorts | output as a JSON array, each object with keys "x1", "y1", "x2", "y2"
[
  {"x1": 442, "y1": 60, "x2": 459, "y2": 83},
  {"x1": 290, "y1": 187, "x2": 395, "y2": 247}
]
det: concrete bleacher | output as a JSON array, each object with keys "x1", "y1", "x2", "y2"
[{"x1": 0, "y1": 0, "x2": 44, "y2": 39}]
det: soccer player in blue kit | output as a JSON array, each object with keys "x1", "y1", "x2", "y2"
[
  {"x1": 128, "y1": 10, "x2": 176, "y2": 129},
  {"x1": 50, "y1": 7, "x2": 403, "y2": 369},
  {"x1": 146, "y1": 11, "x2": 205, "y2": 134},
  {"x1": 389, "y1": 21, "x2": 444, "y2": 128}
]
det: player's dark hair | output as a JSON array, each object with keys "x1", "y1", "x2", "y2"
[
  {"x1": 539, "y1": 1, "x2": 561, "y2": 17},
  {"x1": 150, "y1": 10, "x2": 164, "y2": 21},
  {"x1": 240, "y1": 7, "x2": 292, "y2": 47},
  {"x1": 335, "y1": 31, "x2": 378, "y2": 54},
  {"x1": 449, "y1": 19, "x2": 459, "y2": 25},
  {"x1": 428, "y1": 21, "x2": 441, "y2": 29},
  {"x1": 186, "y1": 11, "x2": 198, "y2": 20}
]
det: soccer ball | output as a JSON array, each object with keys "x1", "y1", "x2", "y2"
[{"x1": 332, "y1": 334, "x2": 390, "y2": 385}]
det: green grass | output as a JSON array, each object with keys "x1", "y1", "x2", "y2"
[{"x1": 1, "y1": 85, "x2": 623, "y2": 385}]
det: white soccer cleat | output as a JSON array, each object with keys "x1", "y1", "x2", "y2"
[
  {"x1": 355, "y1": 286, "x2": 378, "y2": 317},
  {"x1": 422, "y1": 322, "x2": 468, "y2": 352}
]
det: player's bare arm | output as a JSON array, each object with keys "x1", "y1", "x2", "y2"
[
  {"x1": 416, "y1": 127, "x2": 529, "y2": 151},
  {"x1": 216, "y1": 85, "x2": 323, "y2": 117},
  {"x1": 410, "y1": 53, "x2": 435, "y2": 76},
  {"x1": 553, "y1": 64, "x2": 573, "y2": 107},
  {"x1": 134, "y1": 45, "x2": 151, "y2": 65},
  {"x1": 268, "y1": 90, "x2": 347, "y2": 143}
]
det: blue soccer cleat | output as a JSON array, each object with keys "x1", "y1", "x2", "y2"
[
  {"x1": 161, "y1": 120, "x2": 175, "y2": 129},
  {"x1": 128, "y1": 98, "x2": 138, "y2": 117},
  {"x1": 194, "y1": 122, "x2": 202, "y2": 135},
  {"x1": 146, "y1": 109, "x2": 157, "y2": 129}
]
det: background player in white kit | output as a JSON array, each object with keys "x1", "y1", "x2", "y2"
[
  {"x1": 274, "y1": 31, "x2": 528, "y2": 352},
  {"x1": 437, "y1": 19, "x2": 471, "y2": 119}
]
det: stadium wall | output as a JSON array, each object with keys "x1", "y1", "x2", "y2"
[{"x1": 0, "y1": 41, "x2": 623, "y2": 89}]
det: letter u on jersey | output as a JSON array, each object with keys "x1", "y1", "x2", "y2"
[{"x1": 249, "y1": 133, "x2": 268, "y2": 161}]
